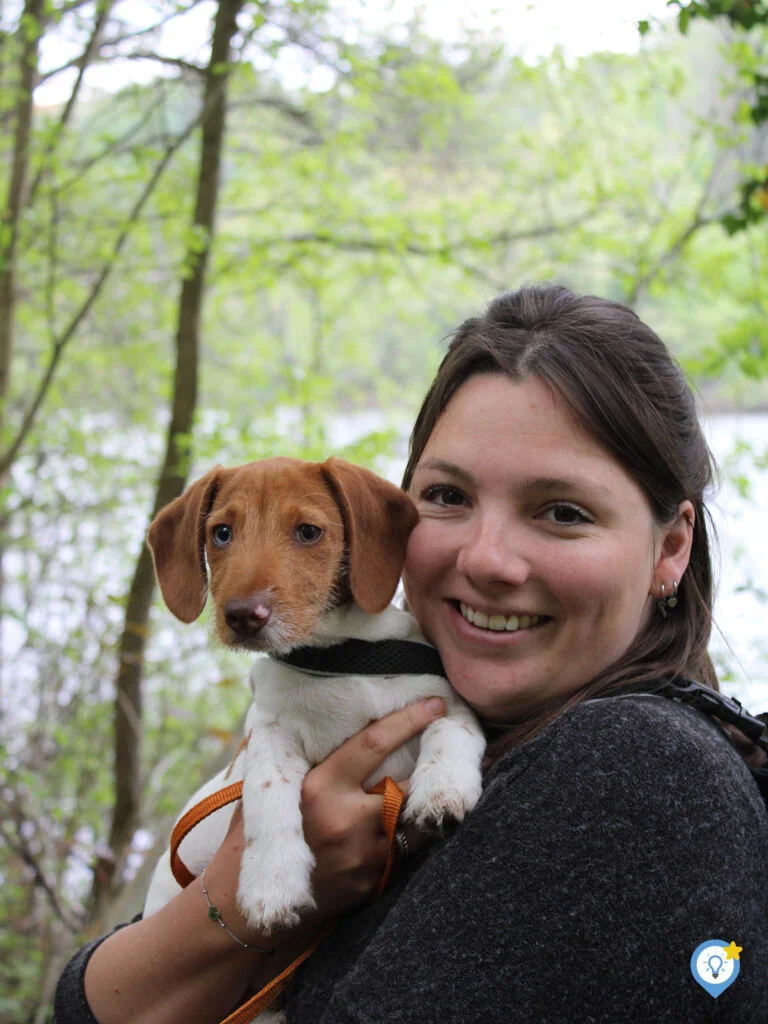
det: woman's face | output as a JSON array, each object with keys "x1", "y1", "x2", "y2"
[{"x1": 403, "y1": 374, "x2": 690, "y2": 723}]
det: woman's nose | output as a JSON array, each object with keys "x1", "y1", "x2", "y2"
[{"x1": 455, "y1": 514, "x2": 531, "y2": 588}]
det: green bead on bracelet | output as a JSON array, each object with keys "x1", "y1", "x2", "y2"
[{"x1": 200, "y1": 869, "x2": 274, "y2": 954}]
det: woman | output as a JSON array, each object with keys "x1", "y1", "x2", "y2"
[{"x1": 56, "y1": 285, "x2": 767, "y2": 1022}]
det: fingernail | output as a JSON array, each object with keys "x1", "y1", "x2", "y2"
[{"x1": 424, "y1": 697, "x2": 444, "y2": 716}]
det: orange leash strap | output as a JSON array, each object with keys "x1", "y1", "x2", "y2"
[
  {"x1": 168, "y1": 775, "x2": 405, "y2": 1023},
  {"x1": 170, "y1": 781, "x2": 244, "y2": 888},
  {"x1": 220, "y1": 921, "x2": 337, "y2": 1023},
  {"x1": 370, "y1": 775, "x2": 405, "y2": 893}
]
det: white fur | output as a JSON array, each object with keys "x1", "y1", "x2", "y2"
[{"x1": 144, "y1": 604, "x2": 485, "y2": 940}]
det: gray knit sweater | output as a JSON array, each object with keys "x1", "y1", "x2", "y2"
[{"x1": 55, "y1": 695, "x2": 768, "y2": 1023}]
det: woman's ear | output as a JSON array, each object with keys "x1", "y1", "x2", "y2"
[{"x1": 651, "y1": 500, "x2": 695, "y2": 599}]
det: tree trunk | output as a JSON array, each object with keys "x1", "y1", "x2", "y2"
[
  {"x1": 0, "y1": 0, "x2": 45, "y2": 708},
  {"x1": 0, "y1": 0, "x2": 44, "y2": 435},
  {"x1": 90, "y1": 0, "x2": 243, "y2": 918}
]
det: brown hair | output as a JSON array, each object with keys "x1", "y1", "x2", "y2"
[{"x1": 402, "y1": 284, "x2": 718, "y2": 753}]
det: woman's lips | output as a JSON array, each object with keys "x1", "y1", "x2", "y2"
[
  {"x1": 458, "y1": 601, "x2": 547, "y2": 632},
  {"x1": 446, "y1": 600, "x2": 552, "y2": 644}
]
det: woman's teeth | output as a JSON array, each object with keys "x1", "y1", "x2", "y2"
[{"x1": 459, "y1": 603, "x2": 543, "y2": 632}]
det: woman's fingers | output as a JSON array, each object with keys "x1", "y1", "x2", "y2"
[
  {"x1": 296, "y1": 699, "x2": 445, "y2": 917},
  {"x1": 312, "y1": 697, "x2": 445, "y2": 791}
]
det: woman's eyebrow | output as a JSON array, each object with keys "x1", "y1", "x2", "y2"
[
  {"x1": 417, "y1": 462, "x2": 612, "y2": 499},
  {"x1": 517, "y1": 475, "x2": 613, "y2": 498},
  {"x1": 417, "y1": 459, "x2": 476, "y2": 486}
]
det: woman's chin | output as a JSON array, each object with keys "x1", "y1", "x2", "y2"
[{"x1": 431, "y1": 601, "x2": 565, "y2": 720}]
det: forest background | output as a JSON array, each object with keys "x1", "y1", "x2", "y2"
[{"x1": 1, "y1": 0, "x2": 767, "y2": 1019}]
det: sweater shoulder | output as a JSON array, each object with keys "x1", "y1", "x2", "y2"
[
  {"x1": 483, "y1": 693, "x2": 766, "y2": 830},
  {"x1": 494, "y1": 691, "x2": 752, "y2": 777}
]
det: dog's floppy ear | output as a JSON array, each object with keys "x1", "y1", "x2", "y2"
[
  {"x1": 147, "y1": 467, "x2": 223, "y2": 623},
  {"x1": 321, "y1": 457, "x2": 419, "y2": 614}
]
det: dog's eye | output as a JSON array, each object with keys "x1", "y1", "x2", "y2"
[
  {"x1": 296, "y1": 523, "x2": 323, "y2": 545},
  {"x1": 212, "y1": 524, "x2": 233, "y2": 547}
]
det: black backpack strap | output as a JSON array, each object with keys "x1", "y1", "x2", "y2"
[
  {"x1": 659, "y1": 678, "x2": 768, "y2": 744},
  {"x1": 657, "y1": 678, "x2": 768, "y2": 804}
]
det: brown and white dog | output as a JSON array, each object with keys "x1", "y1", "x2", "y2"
[{"x1": 142, "y1": 457, "x2": 485, "y2": 935}]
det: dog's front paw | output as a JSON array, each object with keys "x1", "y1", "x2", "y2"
[
  {"x1": 236, "y1": 840, "x2": 317, "y2": 933},
  {"x1": 402, "y1": 761, "x2": 482, "y2": 831}
]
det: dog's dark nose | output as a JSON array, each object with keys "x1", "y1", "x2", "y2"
[{"x1": 224, "y1": 598, "x2": 272, "y2": 637}]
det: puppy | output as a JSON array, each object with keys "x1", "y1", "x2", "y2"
[{"x1": 142, "y1": 457, "x2": 485, "y2": 935}]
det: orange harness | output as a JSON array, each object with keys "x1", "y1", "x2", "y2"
[{"x1": 169, "y1": 775, "x2": 405, "y2": 1023}]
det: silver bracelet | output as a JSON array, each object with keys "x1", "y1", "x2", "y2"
[
  {"x1": 200, "y1": 869, "x2": 273, "y2": 954},
  {"x1": 394, "y1": 828, "x2": 409, "y2": 859}
]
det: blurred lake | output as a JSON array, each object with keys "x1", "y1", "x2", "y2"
[{"x1": 703, "y1": 413, "x2": 768, "y2": 711}]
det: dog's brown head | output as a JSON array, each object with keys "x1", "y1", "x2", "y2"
[{"x1": 147, "y1": 457, "x2": 418, "y2": 652}]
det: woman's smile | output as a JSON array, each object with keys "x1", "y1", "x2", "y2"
[
  {"x1": 450, "y1": 599, "x2": 551, "y2": 640},
  {"x1": 456, "y1": 601, "x2": 549, "y2": 632}
]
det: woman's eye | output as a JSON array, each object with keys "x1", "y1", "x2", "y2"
[
  {"x1": 212, "y1": 524, "x2": 233, "y2": 547},
  {"x1": 296, "y1": 523, "x2": 323, "y2": 544},
  {"x1": 544, "y1": 502, "x2": 592, "y2": 526},
  {"x1": 420, "y1": 484, "x2": 467, "y2": 507}
]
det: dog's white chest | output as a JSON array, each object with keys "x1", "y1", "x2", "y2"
[{"x1": 246, "y1": 664, "x2": 431, "y2": 780}]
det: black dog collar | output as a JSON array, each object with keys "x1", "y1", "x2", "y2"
[{"x1": 271, "y1": 638, "x2": 445, "y2": 678}]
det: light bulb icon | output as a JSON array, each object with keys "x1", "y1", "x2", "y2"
[
  {"x1": 691, "y1": 939, "x2": 741, "y2": 998},
  {"x1": 707, "y1": 954, "x2": 723, "y2": 979}
]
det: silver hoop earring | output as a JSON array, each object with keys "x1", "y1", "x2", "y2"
[{"x1": 657, "y1": 580, "x2": 679, "y2": 619}]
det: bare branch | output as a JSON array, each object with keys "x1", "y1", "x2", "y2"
[
  {"x1": 226, "y1": 95, "x2": 323, "y2": 143},
  {"x1": 626, "y1": 214, "x2": 714, "y2": 307},
  {"x1": 246, "y1": 95, "x2": 319, "y2": 131},
  {"x1": 0, "y1": 813, "x2": 81, "y2": 932},
  {"x1": 37, "y1": 1, "x2": 209, "y2": 83},
  {"x1": 279, "y1": 21, "x2": 344, "y2": 74},
  {"x1": 56, "y1": 0, "x2": 94, "y2": 16},
  {"x1": 450, "y1": 258, "x2": 509, "y2": 291},
  {"x1": 99, "y1": 0, "x2": 209, "y2": 50},
  {"x1": 55, "y1": 93, "x2": 170, "y2": 194},
  {"x1": 285, "y1": 213, "x2": 599, "y2": 252},
  {"x1": 52, "y1": 0, "x2": 94, "y2": 17},
  {"x1": 27, "y1": 0, "x2": 115, "y2": 210},
  {"x1": 45, "y1": 188, "x2": 61, "y2": 345},
  {"x1": 36, "y1": 58, "x2": 83, "y2": 85},
  {"x1": 1, "y1": 0, "x2": 46, "y2": 439},
  {"x1": 118, "y1": 50, "x2": 205, "y2": 75},
  {"x1": 215, "y1": 210, "x2": 602, "y2": 276},
  {"x1": 0, "y1": 110, "x2": 204, "y2": 477},
  {"x1": 625, "y1": 154, "x2": 728, "y2": 306}
]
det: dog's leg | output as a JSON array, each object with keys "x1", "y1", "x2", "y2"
[
  {"x1": 402, "y1": 698, "x2": 485, "y2": 830},
  {"x1": 237, "y1": 717, "x2": 315, "y2": 933}
]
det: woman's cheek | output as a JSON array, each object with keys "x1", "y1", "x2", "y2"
[
  {"x1": 404, "y1": 516, "x2": 447, "y2": 578},
  {"x1": 403, "y1": 520, "x2": 444, "y2": 619},
  {"x1": 402, "y1": 522, "x2": 425, "y2": 604}
]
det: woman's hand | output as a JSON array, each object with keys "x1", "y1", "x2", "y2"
[
  {"x1": 300, "y1": 696, "x2": 445, "y2": 918},
  {"x1": 209, "y1": 695, "x2": 446, "y2": 933}
]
